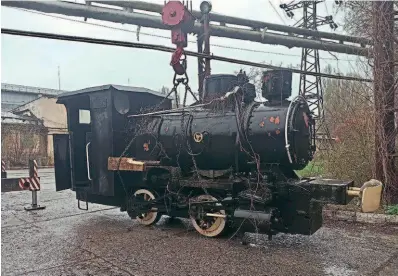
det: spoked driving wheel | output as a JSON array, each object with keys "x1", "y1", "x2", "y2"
[
  {"x1": 128, "y1": 188, "x2": 162, "y2": 226},
  {"x1": 190, "y1": 194, "x2": 227, "y2": 238}
]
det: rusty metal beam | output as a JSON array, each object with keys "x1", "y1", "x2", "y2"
[
  {"x1": 93, "y1": 0, "x2": 371, "y2": 46},
  {"x1": 1, "y1": 0, "x2": 370, "y2": 56}
]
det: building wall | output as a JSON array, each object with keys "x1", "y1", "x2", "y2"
[
  {"x1": 1, "y1": 84, "x2": 68, "y2": 167},
  {"x1": 1, "y1": 83, "x2": 66, "y2": 111},
  {"x1": 1, "y1": 91, "x2": 38, "y2": 111},
  {"x1": 15, "y1": 97, "x2": 67, "y2": 131},
  {"x1": 1, "y1": 123, "x2": 49, "y2": 167},
  {"x1": 12, "y1": 97, "x2": 68, "y2": 166}
]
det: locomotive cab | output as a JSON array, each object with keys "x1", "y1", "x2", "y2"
[{"x1": 53, "y1": 85, "x2": 171, "y2": 206}]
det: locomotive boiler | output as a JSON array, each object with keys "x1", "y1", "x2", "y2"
[
  {"x1": 52, "y1": 69, "x2": 379, "y2": 241},
  {"x1": 133, "y1": 70, "x2": 314, "y2": 176}
]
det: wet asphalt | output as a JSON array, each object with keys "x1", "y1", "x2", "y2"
[{"x1": 1, "y1": 168, "x2": 397, "y2": 276}]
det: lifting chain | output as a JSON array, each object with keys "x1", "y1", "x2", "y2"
[
  {"x1": 166, "y1": 51, "x2": 199, "y2": 108},
  {"x1": 156, "y1": 46, "x2": 199, "y2": 109}
]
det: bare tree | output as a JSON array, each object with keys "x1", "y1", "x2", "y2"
[
  {"x1": 320, "y1": 69, "x2": 375, "y2": 186},
  {"x1": 159, "y1": 86, "x2": 170, "y2": 95},
  {"x1": 343, "y1": 1, "x2": 398, "y2": 39},
  {"x1": 1, "y1": 123, "x2": 46, "y2": 167}
]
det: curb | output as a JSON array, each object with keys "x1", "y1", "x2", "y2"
[
  {"x1": 323, "y1": 208, "x2": 398, "y2": 224},
  {"x1": 5, "y1": 166, "x2": 54, "y2": 170}
]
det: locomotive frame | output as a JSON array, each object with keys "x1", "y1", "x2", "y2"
[{"x1": 53, "y1": 73, "x2": 380, "y2": 240}]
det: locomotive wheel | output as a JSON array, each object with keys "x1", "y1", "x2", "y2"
[
  {"x1": 190, "y1": 194, "x2": 227, "y2": 238},
  {"x1": 128, "y1": 189, "x2": 162, "y2": 226}
]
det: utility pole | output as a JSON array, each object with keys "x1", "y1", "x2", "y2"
[
  {"x1": 372, "y1": 1, "x2": 397, "y2": 203},
  {"x1": 280, "y1": 1, "x2": 339, "y2": 148},
  {"x1": 57, "y1": 65, "x2": 61, "y2": 90},
  {"x1": 197, "y1": 1, "x2": 212, "y2": 100}
]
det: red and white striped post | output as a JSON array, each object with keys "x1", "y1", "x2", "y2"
[
  {"x1": 1, "y1": 160, "x2": 7, "y2": 179},
  {"x1": 24, "y1": 159, "x2": 46, "y2": 211}
]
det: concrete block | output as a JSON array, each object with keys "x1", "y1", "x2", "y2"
[
  {"x1": 334, "y1": 210, "x2": 356, "y2": 222},
  {"x1": 322, "y1": 209, "x2": 335, "y2": 219},
  {"x1": 324, "y1": 204, "x2": 339, "y2": 211},
  {"x1": 356, "y1": 213, "x2": 387, "y2": 224},
  {"x1": 385, "y1": 215, "x2": 398, "y2": 224}
]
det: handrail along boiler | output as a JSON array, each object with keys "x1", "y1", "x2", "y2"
[{"x1": 52, "y1": 69, "x2": 372, "y2": 239}]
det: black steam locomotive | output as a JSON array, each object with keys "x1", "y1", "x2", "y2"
[{"x1": 53, "y1": 70, "x2": 356, "y2": 239}]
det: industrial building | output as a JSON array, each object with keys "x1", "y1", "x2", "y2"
[
  {"x1": 1, "y1": 83, "x2": 166, "y2": 168},
  {"x1": 1, "y1": 83, "x2": 67, "y2": 167},
  {"x1": 1, "y1": 83, "x2": 65, "y2": 111}
]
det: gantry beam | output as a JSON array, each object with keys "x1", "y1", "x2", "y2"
[
  {"x1": 93, "y1": 0, "x2": 371, "y2": 46},
  {"x1": 1, "y1": 0, "x2": 370, "y2": 56}
]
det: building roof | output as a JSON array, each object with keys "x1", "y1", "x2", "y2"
[
  {"x1": 1, "y1": 111, "x2": 42, "y2": 125},
  {"x1": 57, "y1": 84, "x2": 172, "y2": 100},
  {"x1": 8, "y1": 94, "x2": 51, "y2": 113},
  {"x1": 1, "y1": 83, "x2": 67, "y2": 96},
  {"x1": 1, "y1": 103, "x2": 21, "y2": 111}
]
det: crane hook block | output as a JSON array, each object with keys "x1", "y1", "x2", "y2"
[
  {"x1": 170, "y1": 47, "x2": 187, "y2": 75},
  {"x1": 162, "y1": 1, "x2": 195, "y2": 47}
]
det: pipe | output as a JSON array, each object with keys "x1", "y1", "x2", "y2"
[
  {"x1": 205, "y1": 213, "x2": 226, "y2": 218},
  {"x1": 347, "y1": 190, "x2": 360, "y2": 197},
  {"x1": 93, "y1": 0, "x2": 372, "y2": 46},
  {"x1": 1, "y1": 1, "x2": 370, "y2": 56}
]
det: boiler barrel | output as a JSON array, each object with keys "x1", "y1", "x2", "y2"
[
  {"x1": 246, "y1": 104, "x2": 291, "y2": 166},
  {"x1": 133, "y1": 98, "x2": 313, "y2": 171},
  {"x1": 247, "y1": 99, "x2": 314, "y2": 170},
  {"x1": 158, "y1": 111, "x2": 243, "y2": 170}
]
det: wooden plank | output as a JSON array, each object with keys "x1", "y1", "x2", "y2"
[
  {"x1": 144, "y1": 160, "x2": 161, "y2": 166},
  {"x1": 108, "y1": 157, "x2": 145, "y2": 172}
]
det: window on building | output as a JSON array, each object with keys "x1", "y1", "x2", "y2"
[{"x1": 79, "y1": 109, "x2": 91, "y2": 124}]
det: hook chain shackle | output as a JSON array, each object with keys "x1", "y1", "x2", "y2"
[
  {"x1": 162, "y1": 1, "x2": 195, "y2": 77},
  {"x1": 169, "y1": 71, "x2": 198, "y2": 108},
  {"x1": 171, "y1": 47, "x2": 187, "y2": 76}
]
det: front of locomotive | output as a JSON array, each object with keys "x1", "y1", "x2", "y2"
[
  {"x1": 280, "y1": 95, "x2": 315, "y2": 170},
  {"x1": 246, "y1": 70, "x2": 316, "y2": 174}
]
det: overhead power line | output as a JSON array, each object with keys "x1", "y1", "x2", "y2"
[
  {"x1": 268, "y1": 0, "x2": 287, "y2": 25},
  {"x1": 8, "y1": 7, "x2": 359, "y2": 62},
  {"x1": 1, "y1": 28, "x2": 372, "y2": 83}
]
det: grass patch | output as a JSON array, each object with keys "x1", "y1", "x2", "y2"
[
  {"x1": 386, "y1": 205, "x2": 398, "y2": 215},
  {"x1": 296, "y1": 161, "x2": 324, "y2": 178}
]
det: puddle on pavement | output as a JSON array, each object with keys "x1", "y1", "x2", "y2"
[{"x1": 324, "y1": 264, "x2": 357, "y2": 276}]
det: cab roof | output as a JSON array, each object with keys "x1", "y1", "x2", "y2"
[{"x1": 56, "y1": 84, "x2": 172, "y2": 101}]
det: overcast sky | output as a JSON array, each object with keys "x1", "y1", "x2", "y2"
[{"x1": 1, "y1": 0, "x2": 363, "y2": 102}]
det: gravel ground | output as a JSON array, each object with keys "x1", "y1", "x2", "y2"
[{"x1": 1, "y1": 169, "x2": 398, "y2": 276}]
